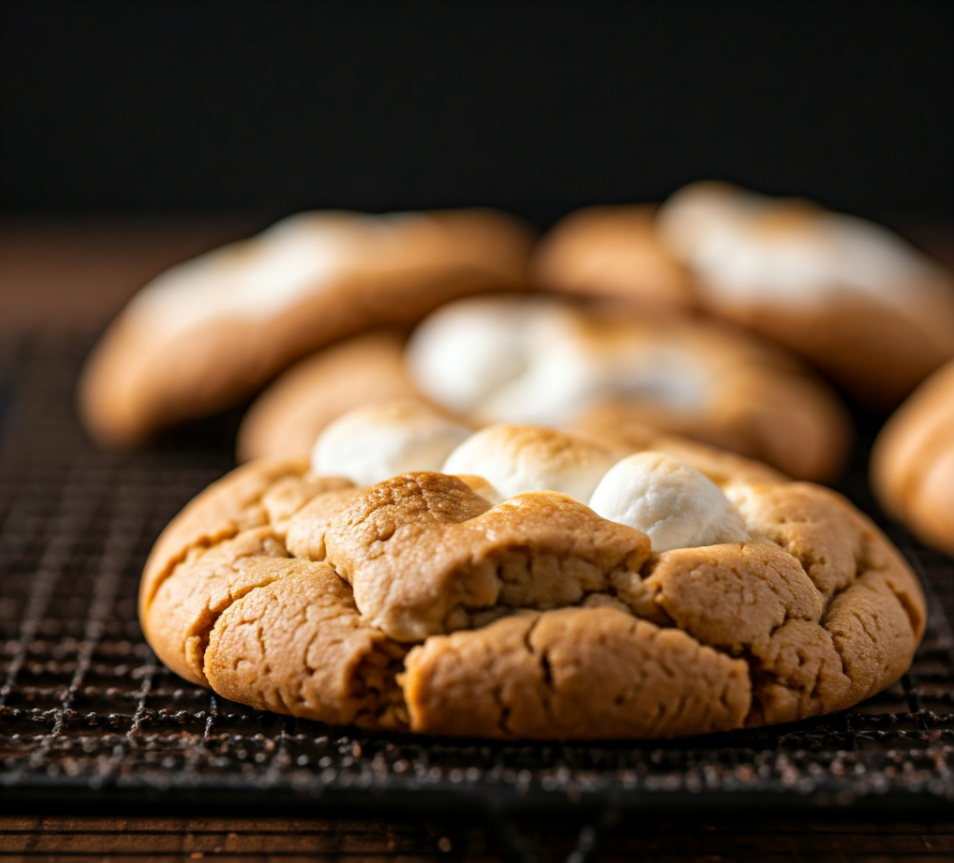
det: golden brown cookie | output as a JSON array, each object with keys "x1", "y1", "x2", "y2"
[
  {"x1": 236, "y1": 331, "x2": 424, "y2": 463},
  {"x1": 535, "y1": 183, "x2": 954, "y2": 406},
  {"x1": 141, "y1": 411, "x2": 924, "y2": 740},
  {"x1": 533, "y1": 204, "x2": 694, "y2": 310},
  {"x1": 79, "y1": 209, "x2": 533, "y2": 448},
  {"x1": 240, "y1": 296, "x2": 852, "y2": 481},
  {"x1": 871, "y1": 359, "x2": 954, "y2": 557}
]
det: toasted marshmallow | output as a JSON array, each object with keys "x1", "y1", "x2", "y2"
[
  {"x1": 311, "y1": 401, "x2": 471, "y2": 487},
  {"x1": 658, "y1": 182, "x2": 935, "y2": 310},
  {"x1": 588, "y1": 452, "x2": 749, "y2": 552},
  {"x1": 442, "y1": 425, "x2": 617, "y2": 503}
]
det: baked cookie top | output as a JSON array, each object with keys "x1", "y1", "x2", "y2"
[
  {"x1": 79, "y1": 208, "x2": 532, "y2": 448},
  {"x1": 141, "y1": 404, "x2": 924, "y2": 740}
]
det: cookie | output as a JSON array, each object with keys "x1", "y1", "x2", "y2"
[
  {"x1": 79, "y1": 209, "x2": 533, "y2": 448},
  {"x1": 240, "y1": 296, "x2": 852, "y2": 480},
  {"x1": 536, "y1": 182, "x2": 954, "y2": 406},
  {"x1": 533, "y1": 204, "x2": 694, "y2": 310},
  {"x1": 236, "y1": 331, "x2": 423, "y2": 463},
  {"x1": 141, "y1": 404, "x2": 924, "y2": 740},
  {"x1": 871, "y1": 358, "x2": 954, "y2": 557}
]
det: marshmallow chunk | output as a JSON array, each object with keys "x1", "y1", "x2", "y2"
[
  {"x1": 658, "y1": 182, "x2": 935, "y2": 310},
  {"x1": 589, "y1": 452, "x2": 749, "y2": 552},
  {"x1": 311, "y1": 401, "x2": 470, "y2": 487},
  {"x1": 129, "y1": 213, "x2": 358, "y2": 337},
  {"x1": 406, "y1": 297, "x2": 534, "y2": 416},
  {"x1": 409, "y1": 297, "x2": 712, "y2": 428},
  {"x1": 442, "y1": 425, "x2": 617, "y2": 503}
]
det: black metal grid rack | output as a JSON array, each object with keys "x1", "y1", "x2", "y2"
[{"x1": 1, "y1": 334, "x2": 953, "y2": 857}]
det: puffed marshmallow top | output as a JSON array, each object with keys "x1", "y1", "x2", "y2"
[
  {"x1": 441, "y1": 425, "x2": 619, "y2": 505},
  {"x1": 588, "y1": 452, "x2": 749, "y2": 552},
  {"x1": 311, "y1": 405, "x2": 750, "y2": 553},
  {"x1": 310, "y1": 401, "x2": 471, "y2": 488}
]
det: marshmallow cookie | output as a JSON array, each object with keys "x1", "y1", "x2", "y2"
[
  {"x1": 872, "y1": 359, "x2": 954, "y2": 557},
  {"x1": 79, "y1": 209, "x2": 533, "y2": 448},
  {"x1": 141, "y1": 402, "x2": 924, "y2": 740},
  {"x1": 236, "y1": 331, "x2": 424, "y2": 463},
  {"x1": 239, "y1": 296, "x2": 852, "y2": 480},
  {"x1": 537, "y1": 183, "x2": 954, "y2": 406},
  {"x1": 409, "y1": 296, "x2": 852, "y2": 481},
  {"x1": 533, "y1": 204, "x2": 694, "y2": 310}
]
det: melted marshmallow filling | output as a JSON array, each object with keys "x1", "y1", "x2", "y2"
[
  {"x1": 658, "y1": 184, "x2": 936, "y2": 310},
  {"x1": 129, "y1": 211, "x2": 433, "y2": 338},
  {"x1": 408, "y1": 297, "x2": 712, "y2": 426}
]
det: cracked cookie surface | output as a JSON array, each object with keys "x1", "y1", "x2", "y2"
[{"x1": 141, "y1": 421, "x2": 925, "y2": 739}]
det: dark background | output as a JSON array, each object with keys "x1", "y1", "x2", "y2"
[{"x1": 2, "y1": 0, "x2": 952, "y2": 227}]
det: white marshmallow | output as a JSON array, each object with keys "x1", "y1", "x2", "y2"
[
  {"x1": 128, "y1": 214, "x2": 356, "y2": 337},
  {"x1": 311, "y1": 401, "x2": 471, "y2": 487},
  {"x1": 441, "y1": 425, "x2": 618, "y2": 503},
  {"x1": 453, "y1": 474, "x2": 504, "y2": 505},
  {"x1": 658, "y1": 183, "x2": 936, "y2": 311},
  {"x1": 128, "y1": 211, "x2": 435, "y2": 339},
  {"x1": 407, "y1": 297, "x2": 537, "y2": 416},
  {"x1": 409, "y1": 297, "x2": 712, "y2": 428},
  {"x1": 588, "y1": 452, "x2": 749, "y2": 552}
]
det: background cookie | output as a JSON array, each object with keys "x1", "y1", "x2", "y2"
[
  {"x1": 241, "y1": 296, "x2": 852, "y2": 481},
  {"x1": 79, "y1": 208, "x2": 534, "y2": 448},
  {"x1": 871, "y1": 358, "x2": 954, "y2": 557},
  {"x1": 236, "y1": 331, "x2": 424, "y2": 463},
  {"x1": 141, "y1": 409, "x2": 925, "y2": 740},
  {"x1": 535, "y1": 182, "x2": 954, "y2": 407},
  {"x1": 532, "y1": 204, "x2": 694, "y2": 310}
]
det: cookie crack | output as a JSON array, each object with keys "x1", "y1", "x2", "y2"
[
  {"x1": 143, "y1": 528, "x2": 241, "y2": 611},
  {"x1": 521, "y1": 616, "x2": 555, "y2": 727},
  {"x1": 144, "y1": 472, "x2": 305, "y2": 613},
  {"x1": 190, "y1": 537, "x2": 293, "y2": 683}
]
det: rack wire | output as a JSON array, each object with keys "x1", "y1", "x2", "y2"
[{"x1": 0, "y1": 334, "x2": 952, "y2": 861}]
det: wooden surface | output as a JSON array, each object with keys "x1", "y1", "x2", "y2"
[{"x1": 1, "y1": 218, "x2": 953, "y2": 861}]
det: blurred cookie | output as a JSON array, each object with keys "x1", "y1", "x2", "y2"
[
  {"x1": 141, "y1": 406, "x2": 924, "y2": 739},
  {"x1": 79, "y1": 209, "x2": 533, "y2": 448},
  {"x1": 872, "y1": 359, "x2": 954, "y2": 556},
  {"x1": 533, "y1": 204, "x2": 694, "y2": 309},
  {"x1": 236, "y1": 331, "x2": 422, "y2": 463},
  {"x1": 241, "y1": 296, "x2": 852, "y2": 480},
  {"x1": 536, "y1": 183, "x2": 954, "y2": 406},
  {"x1": 409, "y1": 296, "x2": 853, "y2": 480}
]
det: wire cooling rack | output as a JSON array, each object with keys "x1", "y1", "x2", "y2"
[{"x1": 1, "y1": 334, "x2": 952, "y2": 859}]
